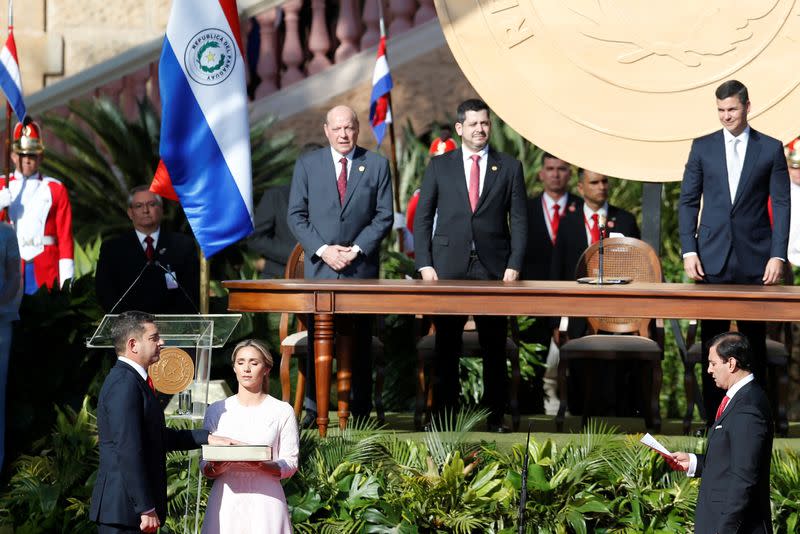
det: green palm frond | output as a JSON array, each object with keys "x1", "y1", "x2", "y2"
[{"x1": 424, "y1": 407, "x2": 488, "y2": 468}]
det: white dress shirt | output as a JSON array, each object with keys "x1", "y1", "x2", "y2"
[
  {"x1": 316, "y1": 147, "x2": 361, "y2": 258},
  {"x1": 135, "y1": 228, "x2": 161, "y2": 253}
]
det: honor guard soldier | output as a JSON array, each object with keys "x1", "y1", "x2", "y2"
[{"x1": 0, "y1": 119, "x2": 74, "y2": 293}]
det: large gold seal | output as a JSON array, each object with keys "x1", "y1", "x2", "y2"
[
  {"x1": 149, "y1": 347, "x2": 194, "y2": 394},
  {"x1": 435, "y1": 0, "x2": 800, "y2": 181}
]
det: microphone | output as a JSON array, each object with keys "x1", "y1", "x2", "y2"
[{"x1": 518, "y1": 422, "x2": 532, "y2": 534}]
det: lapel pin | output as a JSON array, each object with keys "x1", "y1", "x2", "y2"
[
  {"x1": 358, "y1": 165, "x2": 365, "y2": 172},
  {"x1": 159, "y1": 248, "x2": 167, "y2": 255},
  {"x1": 491, "y1": 165, "x2": 498, "y2": 171},
  {"x1": 607, "y1": 220, "x2": 615, "y2": 229}
]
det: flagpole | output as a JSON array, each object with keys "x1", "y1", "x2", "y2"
[
  {"x1": 3, "y1": 1, "x2": 13, "y2": 198},
  {"x1": 377, "y1": 3, "x2": 404, "y2": 251},
  {"x1": 199, "y1": 251, "x2": 209, "y2": 314}
]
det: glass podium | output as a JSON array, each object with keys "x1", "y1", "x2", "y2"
[{"x1": 87, "y1": 314, "x2": 242, "y2": 533}]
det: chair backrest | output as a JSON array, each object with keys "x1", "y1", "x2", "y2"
[
  {"x1": 574, "y1": 237, "x2": 662, "y2": 335},
  {"x1": 280, "y1": 243, "x2": 306, "y2": 341},
  {"x1": 284, "y1": 243, "x2": 305, "y2": 279}
]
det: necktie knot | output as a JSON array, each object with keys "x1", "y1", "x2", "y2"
[
  {"x1": 146, "y1": 375, "x2": 156, "y2": 394},
  {"x1": 471, "y1": 154, "x2": 480, "y2": 163}
]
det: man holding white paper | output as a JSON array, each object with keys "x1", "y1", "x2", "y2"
[{"x1": 671, "y1": 332, "x2": 773, "y2": 534}]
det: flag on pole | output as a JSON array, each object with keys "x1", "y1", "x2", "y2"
[
  {"x1": 0, "y1": 24, "x2": 25, "y2": 122},
  {"x1": 369, "y1": 35, "x2": 393, "y2": 146},
  {"x1": 151, "y1": 0, "x2": 253, "y2": 258}
]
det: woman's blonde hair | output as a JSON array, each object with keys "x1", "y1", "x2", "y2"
[{"x1": 230, "y1": 339, "x2": 273, "y2": 393}]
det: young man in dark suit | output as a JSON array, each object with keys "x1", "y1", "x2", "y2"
[
  {"x1": 287, "y1": 105, "x2": 394, "y2": 425},
  {"x1": 679, "y1": 80, "x2": 790, "y2": 427},
  {"x1": 672, "y1": 332, "x2": 773, "y2": 534},
  {"x1": 90, "y1": 311, "x2": 235, "y2": 533},
  {"x1": 521, "y1": 153, "x2": 581, "y2": 413},
  {"x1": 414, "y1": 98, "x2": 528, "y2": 432},
  {"x1": 95, "y1": 186, "x2": 199, "y2": 314}
]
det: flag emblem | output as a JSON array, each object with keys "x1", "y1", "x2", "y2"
[{"x1": 184, "y1": 29, "x2": 236, "y2": 85}]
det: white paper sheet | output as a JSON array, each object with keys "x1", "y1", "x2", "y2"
[{"x1": 640, "y1": 433, "x2": 672, "y2": 456}]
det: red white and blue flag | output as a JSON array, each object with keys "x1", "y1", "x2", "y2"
[
  {"x1": 151, "y1": 0, "x2": 253, "y2": 258},
  {"x1": 0, "y1": 24, "x2": 26, "y2": 122},
  {"x1": 369, "y1": 35, "x2": 393, "y2": 146}
]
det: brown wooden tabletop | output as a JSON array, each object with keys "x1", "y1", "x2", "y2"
[{"x1": 223, "y1": 278, "x2": 800, "y2": 435}]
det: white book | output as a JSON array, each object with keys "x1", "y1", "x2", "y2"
[{"x1": 202, "y1": 445, "x2": 273, "y2": 462}]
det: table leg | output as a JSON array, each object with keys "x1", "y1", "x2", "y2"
[
  {"x1": 336, "y1": 317, "x2": 354, "y2": 430},
  {"x1": 314, "y1": 313, "x2": 334, "y2": 437}
]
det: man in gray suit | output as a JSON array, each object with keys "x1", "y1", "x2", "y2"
[{"x1": 287, "y1": 105, "x2": 393, "y2": 424}]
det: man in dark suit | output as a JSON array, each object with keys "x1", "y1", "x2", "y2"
[
  {"x1": 672, "y1": 332, "x2": 773, "y2": 534},
  {"x1": 414, "y1": 98, "x2": 527, "y2": 432},
  {"x1": 679, "y1": 80, "x2": 789, "y2": 427},
  {"x1": 521, "y1": 153, "x2": 581, "y2": 413},
  {"x1": 287, "y1": 105, "x2": 393, "y2": 423},
  {"x1": 90, "y1": 311, "x2": 234, "y2": 533},
  {"x1": 95, "y1": 186, "x2": 199, "y2": 314},
  {"x1": 523, "y1": 153, "x2": 582, "y2": 280}
]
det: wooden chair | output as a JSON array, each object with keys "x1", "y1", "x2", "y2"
[
  {"x1": 682, "y1": 264, "x2": 793, "y2": 436},
  {"x1": 278, "y1": 244, "x2": 385, "y2": 421},
  {"x1": 414, "y1": 317, "x2": 521, "y2": 431},
  {"x1": 555, "y1": 237, "x2": 664, "y2": 432}
]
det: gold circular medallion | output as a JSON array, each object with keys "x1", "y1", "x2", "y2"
[
  {"x1": 435, "y1": 0, "x2": 800, "y2": 181},
  {"x1": 149, "y1": 347, "x2": 194, "y2": 394}
]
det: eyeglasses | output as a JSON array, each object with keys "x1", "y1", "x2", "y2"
[{"x1": 131, "y1": 201, "x2": 160, "y2": 211}]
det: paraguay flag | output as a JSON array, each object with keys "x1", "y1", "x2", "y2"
[
  {"x1": 151, "y1": 0, "x2": 253, "y2": 258},
  {"x1": 0, "y1": 27, "x2": 26, "y2": 122},
  {"x1": 369, "y1": 36, "x2": 393, "y2": 146}
]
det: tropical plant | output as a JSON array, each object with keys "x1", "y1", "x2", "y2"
[
  {"x1": 0, "y1": 397, "x2": 98, "y2": 533},
  {"x1": 771, "y1": 448, "x2": 800, "y2": 533}
]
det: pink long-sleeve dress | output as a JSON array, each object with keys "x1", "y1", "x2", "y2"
[{"x1": 201, "y1": 395, "x2": 299, "y2": 533}]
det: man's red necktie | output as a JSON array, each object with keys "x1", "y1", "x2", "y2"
[
  {"x1": 551, "y1": 203, "x2": 561, "y2": 242},
  {"x1": 337, "y1": 157, "x2": 348, "y2": 205},
  {"x1": 147, "y1": 375, "x2": 156, "y2": 394},
  {"x1": 144, "y1": 235, "x2": 155, "y2": 262},
  {"x1": 590, "y1": 213, "x2": 600, "y2": 244},
  {"x1": 469, "y1": 154, "x2": 480, "y2": 212},
  {"x1": 715, "y1": 395, "x2": 729, "y2": 421}
]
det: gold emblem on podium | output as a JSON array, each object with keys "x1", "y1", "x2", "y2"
[
  {"x1": 149, "y1": 347, "x2": 194, "y2": 394},
  {"x1": 435, "y1": 0, "x2": 800, "y2": 181}
]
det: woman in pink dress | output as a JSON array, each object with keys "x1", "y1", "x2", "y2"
[{"x1": 201, "y1": 339, "x2": 299, "y2": 533}]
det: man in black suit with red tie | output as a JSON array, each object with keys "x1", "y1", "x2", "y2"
[
  {"x1": 672, "y1": 332, "x2": 773, "y2": 534},
  {"x1": 414, "y1": 98, "x2": 527, "y2": 432},
  {"x1": 90, "y1": 311, "x2": 235, "y2": 533},
  {"x1": 521, "y1": 153, "x2": 581, "y2": 413},
  {"x1": 679, "y1": 80, "x2": 789, "y2": 428}
]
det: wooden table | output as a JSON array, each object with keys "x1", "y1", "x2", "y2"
[{"x1": 224, "y1": 279, "x2": 800, "y2": 436}]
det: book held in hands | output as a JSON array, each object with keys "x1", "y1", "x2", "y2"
[{"x1": 202, "y1": 445, "x2": 273, "y2": 462}]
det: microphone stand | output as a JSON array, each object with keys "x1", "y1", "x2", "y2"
[
  {"x1": 598, "y1": 222, "x2": 605, "y2": 285},
  {"x1": 518, "y1": 423, "x2": 532, "y2": 534}
]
